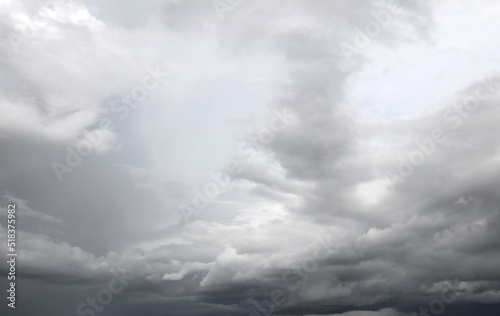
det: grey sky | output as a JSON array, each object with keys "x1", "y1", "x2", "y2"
[{"x1": 1, "y1": 0, "x2": 500, "y2": 315}]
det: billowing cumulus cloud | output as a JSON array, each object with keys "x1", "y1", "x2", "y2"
[{"x1": 1, "y1": 1, "x2": 500, "y2": 316}]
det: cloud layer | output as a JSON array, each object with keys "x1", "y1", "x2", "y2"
[{"x1": 1, "y1": 1, "x2": 500, "y2": 316}]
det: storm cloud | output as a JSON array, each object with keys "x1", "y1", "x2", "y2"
[{"x1": 1, "y1": 0, "x2": 500, "y2": 315}]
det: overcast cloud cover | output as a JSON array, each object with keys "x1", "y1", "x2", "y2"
[{"x1": 1, "y1": 0, "x2": 500, "y2": 315}]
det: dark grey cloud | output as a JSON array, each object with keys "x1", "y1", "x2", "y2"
[{"x1": 1, "y1": 0, "x2": 500, "y2": 316}]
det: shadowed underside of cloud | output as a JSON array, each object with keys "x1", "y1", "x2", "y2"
[{"x1": 1, "y1": 0, "x2": 500, "y2": 316}]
